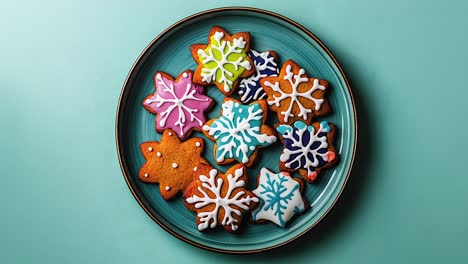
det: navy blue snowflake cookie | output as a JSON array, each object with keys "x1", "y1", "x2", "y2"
[
  {"x1": 238, "y1": 50, "x2": 279, "y2": 104},
  {"x1": 276, "y1": 120, "x2": 338, "y2": 182}
]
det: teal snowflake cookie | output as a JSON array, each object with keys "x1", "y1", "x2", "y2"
[
  {"x1": 202, "y1": 98, "x2": 277, "y2": 167},
  {"x1": 251, "y1": 168, "x2": 307, "y2": 228}
]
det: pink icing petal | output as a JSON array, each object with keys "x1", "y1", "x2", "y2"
[
  {"x1": 144, "y1": 71, "x2": 213, "y2": 138},
  {"x1": 308, "y1": 171, "x2": 318, "y2": 181},
  {"x1": 326, "y1": 151, "x2": 336, "y2": 162}
]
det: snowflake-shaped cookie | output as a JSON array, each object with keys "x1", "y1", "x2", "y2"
[
  {"x1": 277, "y1": 120, "x2": 338, "y2": 182},
  {"x1": 203, "y1": 98, "x2": 277, "y2": 167},
  {"x1": 251, "y1": 168, "x2": 307, "y2": 228},
  {"x1": 184, "y1": 164, "x2": 259, "y2": 232},
  {"x1": 191, "y1": 26, "x2": 254, "y2": 95},
  {"x1": 143, "y1": 70, "x2": 213, "y2": 139},
  {"x1": 139, "y1": 130, "x2": 209, "y2": 200},
  {"x1": 260, "y1": 60, "x2": 331, "y2": 124},
  {"x1": 238, "y1": 49, "x2": 279, "y2": 104}
]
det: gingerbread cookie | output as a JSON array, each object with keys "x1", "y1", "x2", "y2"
[
  {"x1": 238, "y1": 49, "x2": 279, "y2": 104},
  {"x1": 139, "y1": 129, "x2": 209, "y2": 200},
  {"x1": 184, "y1": 163, "x2": 259, "y2": 232},
  {"x1": 202, "y1": 97, "x2": 277, "y2": 167},
  {"x1": 260, "y1": 60, "x2": 331, "y2": 124},
  {"x1": 190, "y1": 26, "x2": 255, "y2": 95},
  {"x1": 276, "y1": 120, "x2": 338, "y2": 182},
  {"x1": 143, "y1": 70, "x2": 213, "y2": 139},
  {"x1": 251, "y1": 168, "x2": 307, "y2": 227}
]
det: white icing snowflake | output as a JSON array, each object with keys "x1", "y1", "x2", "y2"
[
  {"x1": 185, "y1": 167, "x2": 259, "y2": 231},
  {"x1": 252, "y1": 168, "x2": 305, "y2": 227},
  {"x1": 203, "y1": 100, "x2": 276, "y2": 164},
  {"x1": 263, "y1": 64, "x2": 326, "y2": 123},
  {"x1": 197, "y1": 31, "x2": 252, "y2": 93}
]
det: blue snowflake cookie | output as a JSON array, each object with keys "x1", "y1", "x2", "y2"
[
  {"x1": 251, "y1": 168, "x2": 307, "y2": 227},
  {"x1": 277, "y1": 120, "x2": 338, "y2": 182},
  {"x1": 238, "y1": 50, "x2": 279, "y2": 104},
  {"x1": 203, "y1": 98, "x2": 277, "y2": 167}
]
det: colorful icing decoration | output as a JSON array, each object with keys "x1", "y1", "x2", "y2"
[
  {"x1": 191, "y1": 26, "x2": 254, "y2": 95},
  {"x1": 238, "y1": 50, "x2": 279, "y2": 103},
  {"x1": 203, "y1": 98, "x2": 277, "y2": 167},
  {"x1": 143, "y1": 70, "x2": 213, "y2": 139},
  {"x1": 261, "y1": 60, "x2": 330, "y2": 124},
  {"x1": 138, "y1": 130, "x2": 209, "y2": 200},
  {"x1": 276, "y1": 120, "x2": 338, "y2": 182},
  {"x1": 251, "y1": 168, "x2": 306, "y2": 227},
  {"x1": 184, "y1": 164, "x2": 259, "y2": 232}
]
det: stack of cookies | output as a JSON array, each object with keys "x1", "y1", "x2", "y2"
[{"x1": 139, "y1": 26, "x2": 338, "y2": 232}]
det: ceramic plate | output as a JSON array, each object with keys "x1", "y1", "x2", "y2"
[{"x1": 116, "y1": 7, "x2": 356, "y2": 253}]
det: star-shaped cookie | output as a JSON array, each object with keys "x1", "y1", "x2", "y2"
[
  {"x1": 202, "y1": 98, "x2": 277, "y2": 167},
  {"x1": 139, "y1": 129, "x2": 209, "y2": 200},
  {"x1": 251, "y1": 168, "x2": 308, "y2": 227},
  {"x1": 190, "y1": 26, "x2": 255, "y2": 95},
  {"x1": 184, "y1": 163, "x2": 259, "y2": 232},
  {"x1": 260, "y1": 60, "x2": 331, "y2": 124},
  {"x1": 143, "y1": 70, "x2": 213, "y2": 139}
]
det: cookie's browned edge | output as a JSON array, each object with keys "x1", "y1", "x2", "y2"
[{"x1": 115, "y1": 6, "x2": 357, "y2": 255}]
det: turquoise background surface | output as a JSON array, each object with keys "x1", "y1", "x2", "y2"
[{"x1": 1, "y1": 0, "x2": 467, "y2": 262}]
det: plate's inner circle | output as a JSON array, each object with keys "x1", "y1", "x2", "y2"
[{"x1": 118, "y1": 9, "x2": 355, "y2": 252}]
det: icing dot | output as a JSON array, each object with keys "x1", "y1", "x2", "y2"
[
  {"x1": 148, "y1": 147, "x2": 153, "y2": 152},
  {"x1": 182, "y1": 72, "x2": 188, "y2": 78},
  {"x1": 157, "y1": 152, "x2": 162, "y2": 157},
  {"x1": 168, "y1": 132, "x2": 173, "y2": 136},
  {"x1": 234, "y1": 102, "x2": 239, "y2": 107},
  {"x1": 249, "y1": 146, "x2": 255, "y2": 150},
  {"x1": 172, "y1": 163, "x2": 178, "y2": 169},
  {"x1": 239, "y1": 108, "x2": 243, "y2": 113},
  {"x1": 165, "y1": 186, "x2": 171, "y2": 191},
  {"x1": 195, "y1": 142, "x2": 201, "y2": 147},
  {"x1": 144, "y1": 173, "x2": 149, "y2": 178},
  {"x1": 193, "y1": 166, "x2": 197, "y2": 172}
]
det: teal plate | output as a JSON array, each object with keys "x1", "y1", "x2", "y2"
[{"x1": 116, "y1": 7, "x2": 357, "y2": 254}]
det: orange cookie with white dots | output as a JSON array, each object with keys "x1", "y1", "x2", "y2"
[{"x1": 139, "y1": 129, "x2": 210, "y2": 200}]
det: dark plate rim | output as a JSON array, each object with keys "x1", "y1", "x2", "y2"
[{"x1": 115, "y1": 6, "x2": 358, "y2": 254}]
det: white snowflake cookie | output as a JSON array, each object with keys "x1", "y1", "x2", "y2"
[
  {"x1": 203, "y1": 98, "x2": 277, "y2": 167},
  {"x1": 184, "y1": 164, "x2": 259, "y2": 232},
  {"x1": 190, "y1": 26, "x2": 254, "y2": 95},
  {"x1": 251, "y1": 168, "x2": 307, "y2": 227},
  {"x1": 261, "y1": 60, "x2": 331, "y2": 124}
]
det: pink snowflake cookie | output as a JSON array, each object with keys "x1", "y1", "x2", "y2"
[{"x1": 143, "y1": 70, "x2": 214, "y2": 139}]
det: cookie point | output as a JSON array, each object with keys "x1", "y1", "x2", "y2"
[
  {"x1": 168, "y1": 132, "x2": 173, "y2": 136},
  {"x1": 193, "y1": 166, "x2": 197, "y2": 172},
  {"x1": 326, "y1": 151, "x2": 336, "y2": 162},
  {"x1": 148, "y1": 147, "x2": 153, "y2": 152},
  {"x1": 144, "y1": 173, "x2": 149, "y2": 178},
  {"x1": 172, "y1": 163, "x2": 178, "y2": 169},
  {"x1": 195, "y1": 142, "x2": 201, "y2": 147},
  {"x1": 156, "y1": 152, "x2": 162, "y2": 157},
  {"x1": 165, "y1": 186, "x2": 171, "y2": 191},
  {"x1": 308, "y1": 171, "x2": 318, "y2": 181},
  {"x1": 182, "y1": 72, "x2": 188, "y2": 78}
]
